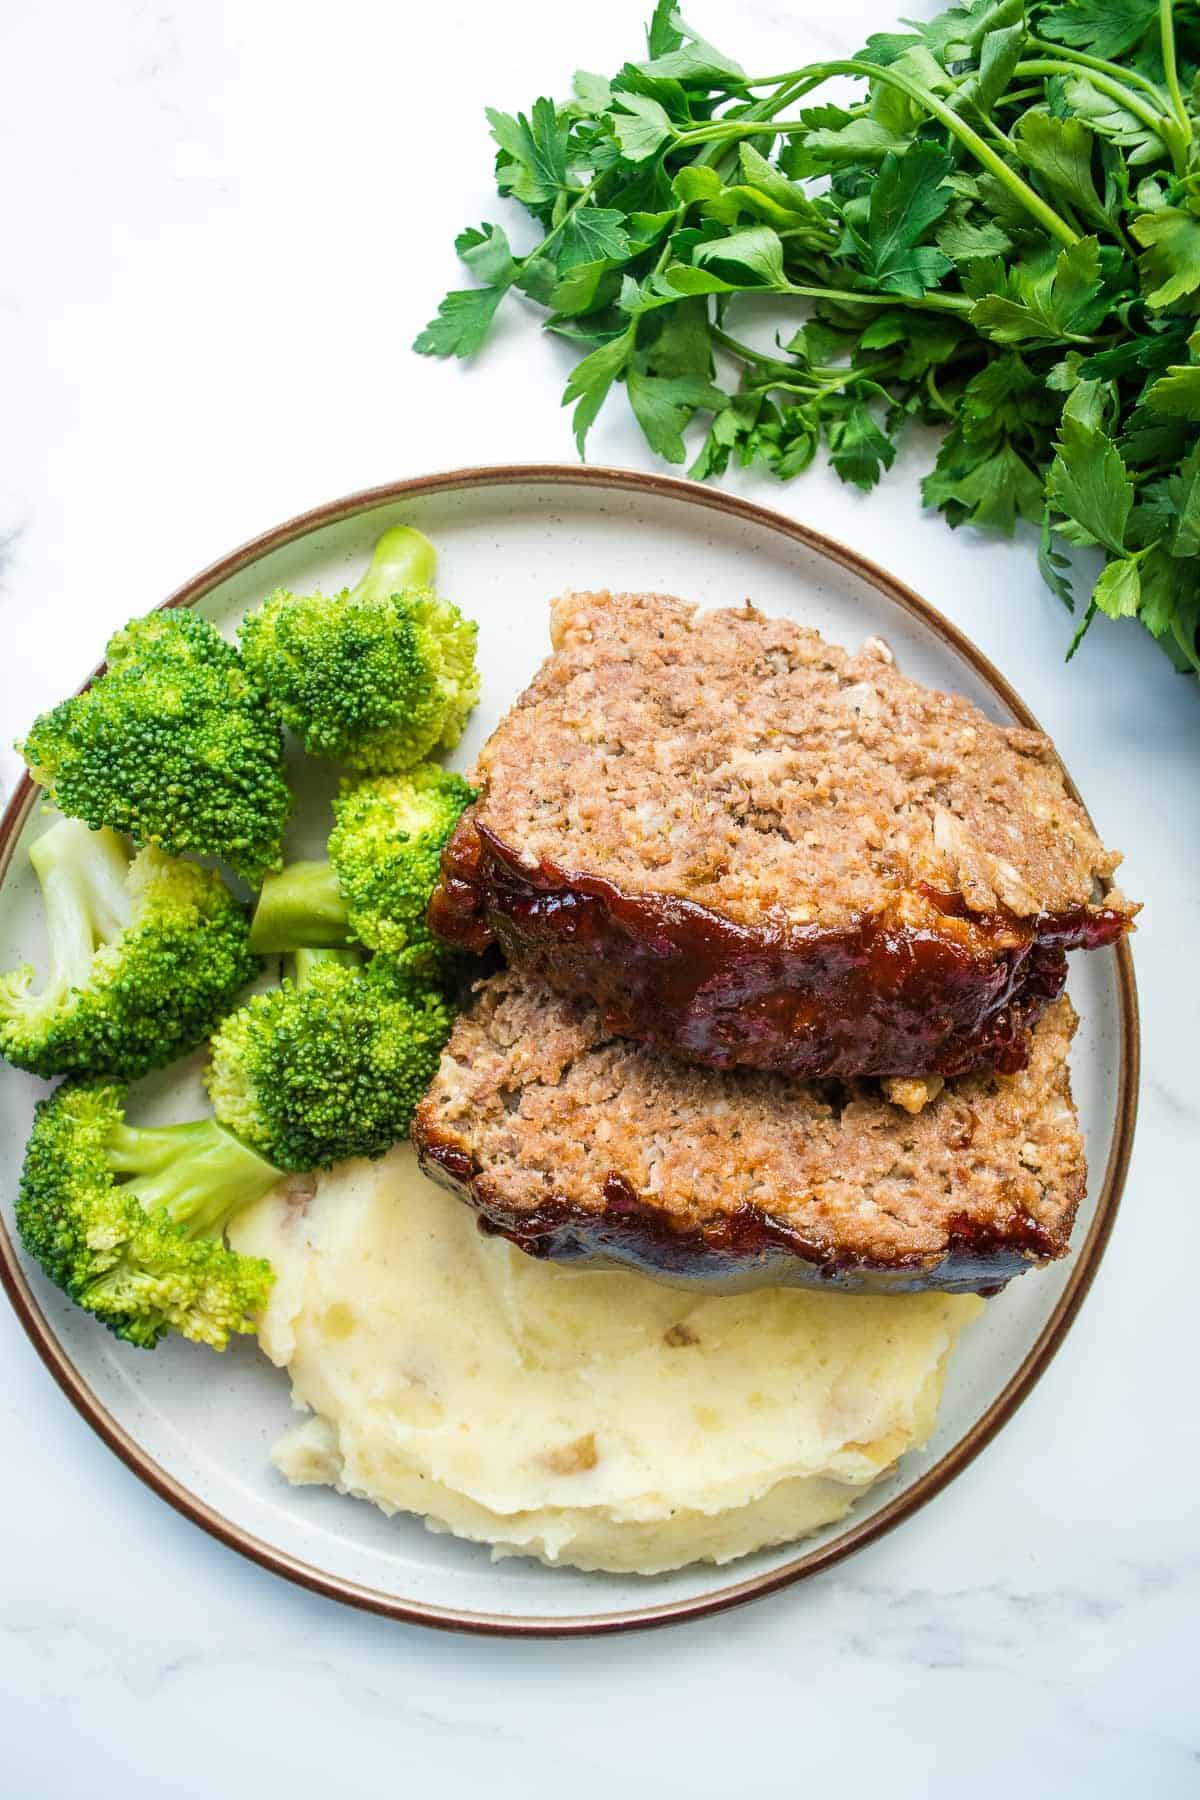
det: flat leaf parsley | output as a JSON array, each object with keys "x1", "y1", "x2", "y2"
[{"x1": 417, "y1": 0, "x2": 1200, "y2": 671}]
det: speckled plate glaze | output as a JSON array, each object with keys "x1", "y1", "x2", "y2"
[{"x1": 0, "y1": 467, "x2": 1138, "y2": 1636}]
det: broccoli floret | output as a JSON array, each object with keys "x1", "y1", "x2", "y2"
[
  {"x1": 20, "y1": 610, "x2": 290, "y2": 886},
  {"x1": 16, "y1": 1080, "x2": 281, "y2": 1350},
  {"x1": 238, "y1": 526, "x2": 480, "y2": 772},
  {"x1": 328, "y1": 766, "x2": 475, "y2": 955},
  {"x1": 0, "y1": 817, "x2": 258, "y2": 1080},
  {"x1": 206, "y1": 949, "x2": 452, "y2": 1171},
  {"x1": 248, "y1": 763, "x2": 474, "y2": 976}
]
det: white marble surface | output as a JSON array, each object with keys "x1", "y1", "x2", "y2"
[{"x1": 0, "y1": 1, "x2": 1196, "y2": 1793}]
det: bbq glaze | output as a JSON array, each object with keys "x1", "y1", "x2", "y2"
[
  {"x1": 428, "y1": 817, "x2": 1129, "y2": 1081},
  {"x1": 415, "y1": 1137, "x2": 1073, "y2": 1297}
]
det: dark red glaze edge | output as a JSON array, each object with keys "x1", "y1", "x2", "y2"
[
  {"x1": 415, "y1": 1132, "x2": 1075, "y2": 1298},
  {"x1": 428, "y1": 817, "x2": 1129, "y2": 1082}
]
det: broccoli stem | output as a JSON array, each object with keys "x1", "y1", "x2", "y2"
[
  {"x1": 351, "y1": 525, "x2": 437, "y2": 603},
  {"x1": 106, "y1": 1117, "x2": 282, "y2": 1237},
  {"x1": 290, "y1": 945, "x2": 361, "y2": 987},
  {"x1": 28, "y1": 819, "x2": 132, "y2": 995},
  {"x1": 249, "y1": 860, "x2": 350, "y2": 953}
]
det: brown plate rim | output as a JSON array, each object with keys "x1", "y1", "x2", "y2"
[{"x1": 0, "y1": 462, "x2": 1140, "y2": 1638}]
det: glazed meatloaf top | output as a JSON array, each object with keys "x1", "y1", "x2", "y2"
[
  {"x1": 414, "y1": 971, "x2": 1086, "y2": 1295},
  {"x1": 448, "y1": 590, "x2": 1128, "y2": 931}
]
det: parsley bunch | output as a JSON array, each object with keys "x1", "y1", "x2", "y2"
[{"x1": 416, "y1": 0, "x2": 1200, "y2": 670}]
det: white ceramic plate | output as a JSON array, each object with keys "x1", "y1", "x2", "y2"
[{"x1": 0, "y1": 467, "x2": 1137, "y2": 1636}]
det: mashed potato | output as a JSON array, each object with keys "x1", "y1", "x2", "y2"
[{"x1": 231, "y1": 1149, "x2": 982, "y2": 1574}]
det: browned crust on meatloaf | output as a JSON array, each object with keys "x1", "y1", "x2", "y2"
[
  {"x1": 413, "y1": 971, "x2": 1087, "y2": 1296},
  {"x1": 428, "y1": 590, "x2": 1134, "y2": 1081}
]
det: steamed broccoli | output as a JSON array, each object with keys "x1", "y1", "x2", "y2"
[
  {"x1": 0, "y1": 817, "x2": 258, "y2": 1080},
  {"x1": 248, "y1": 763, "x2": 473, "y2": 975},
  {"x1": 206, "y1": 949, "x2": 452, "y2": 1171},
  {"x1": 17, "y1": 1080, "x2": 281, "y2": 1349},
  {"x1": 238, "y1": 526, "x2": 480, "y2": 772},
  {"x1": 20, "y1": 610, "x2": 290, "y2": 886}
]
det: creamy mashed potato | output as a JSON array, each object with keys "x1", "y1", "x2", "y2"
[{"x1": 231, "y1": 1149, "x2": 982, "y2": 1574}]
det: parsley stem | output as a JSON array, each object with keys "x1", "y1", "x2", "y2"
[
  {"x1": 650, "y1": 227, "x2": 681, "y2": 277},
  {"x1": 711, "y1": 330, "x2": 896, "y2": 404},
  {"x1": 712, "y1": 327, "x2": 900, "y2": 398},
  {"x1": 977, "y1": 113, "x2": 1018, "y2": 156},
  {"x1": 734, "y1": 72, "x2": 826, "y2": 87},
  {"x1": 749, "y1": 374, "x2": 900, "y2": 406},
  {"x1": 711, "y1": 327, "x2": 803, "y2": 373},
  {"x1": 675, "y1": 59, "x2": 1081, "y2": 249},
  {"x1": 744, "y1": 44, "x2": 1172, "y2": 109},
  {"x1": 695, "y1": 75, "x2": 813, "y2": 175},
  {"x1": 1159, "y1": 0, "x2": 1193, "y2": 147},
  {"x1": 781, "y1": 283, "x2": 974, "y2": 314},
  {"x1": 1014, "y1": 60, "x2": 1176, "y2": 156},
  {"x1": 1023, "y1": 35, "x2": 1171, "y2": 106},
  {"x1": 711, "y1": 326, "x2": 761, "y2": 361},
  {"x1": 995, "y1": 86, "x2": 1047, "y2": 108}
]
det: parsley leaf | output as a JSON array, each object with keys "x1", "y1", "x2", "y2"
[
  {"x1": 1059, "y1": 73, "x2": 1166, "y2": 166},
  {"x1": 488, "y1": 99, "x2": 571, "y2": 212},
  {"x1": 558, "y1": 207, "x2": 632, "y2": 270},
  {"x1": 847, "y1": 143, "x2": 955, "y2": 297},
  {"x1": 1144, "y1": 362, "x2": 1200, "y2": 418},
  {"x1": 413, "y1": 288, "x2": 505, "y2": 358},
  {"x1": 645, "y1": 0, "x2": 684, "y2": 58},
  {"x1": 1093, "y1": 553, "x2": 1144, "y2": 617},
  {"x1": 970, "y1": 237, "x2": 1105, "y2": 342},
  {"x1": 1047, "y1": 381, "x2": 1135, "y2": 555},
  {"x1": 455, "y1": 222, "x2": 518, "y2": 287},
  {"x1": 414, "y1": 224, "x2": 519, "y2": 359},
  {"x1": 782, "y1": 112, "x2": 912, "y2": 173},
  {"x1": 549, "y1": 259, "x2": 621, "y2": 316},
  {"x1": 562, "y1": 326, "x2": 637, "y2": 455},
  {"x1": 937, "y1": 214, "x2": 1013, "y2": 262},
  {"x1": 635, "y1": 9, "x2": 744, "y2": 83},
  {"x1": 1012, "y1": 113, "x2": 1109, "y2": 234},
  {"x1": 955, "y1": 21, "x2": 1026, "y2": 115},
  {"x1": 610, "y1": 93, "x2": 675, "y2": 162},
  {"x1": 693, "y1": 226, "x2": 786, "y2": 286},
  {"x1": 1039, "y1": 508, "x2": 1076, "y2": 609},
  {"x1": 924, "y1": 441, "x2": 1045, "y2": 532},
  {"x1": 1038, "y1": 0, "x2": 1158, "y2": 61},
  {"x1": 825, "y1": 402, "x2": 897, "y2": 490},
  {"x1": 1131, "y1": 207, "x2": 1200, "y2": 308},
  {"x1": 627, "y1": 371, "x2": 727, "y2": 460},
  {"x1": 1167, "y1": 444, "x2": 1200, "y2": 558}
]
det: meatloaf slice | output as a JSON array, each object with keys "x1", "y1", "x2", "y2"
[
  {"x1": 429, "y1": 591, "x2": 1133, "y2": 1081},
  {"x1": 413, "y1": 970, "x2": 1087, "y2": 1296}
]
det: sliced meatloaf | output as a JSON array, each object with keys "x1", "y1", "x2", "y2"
[
  {"x1": 429, "y1": 591, "x2": 1133, "y2": 1081},
  {"x1": 413, "y1": 970, "x2": 1087, "y2": 1296}
]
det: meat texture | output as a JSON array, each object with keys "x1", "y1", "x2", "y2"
[
  {"x1": 413, "y1": 970, "x2": 1088, "y2": 1296},
  {"x1": 429, "y1": 591, "x2": 1132, "y2": 1081}
]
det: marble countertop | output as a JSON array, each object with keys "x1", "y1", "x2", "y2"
[{"x1": 1, "y1": 1, "x2": 1196, "y2": 1793}]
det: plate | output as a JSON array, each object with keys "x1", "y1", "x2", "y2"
[{"x1": 0, "y1": 465, "x2": 1138, "y2": 1636}]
